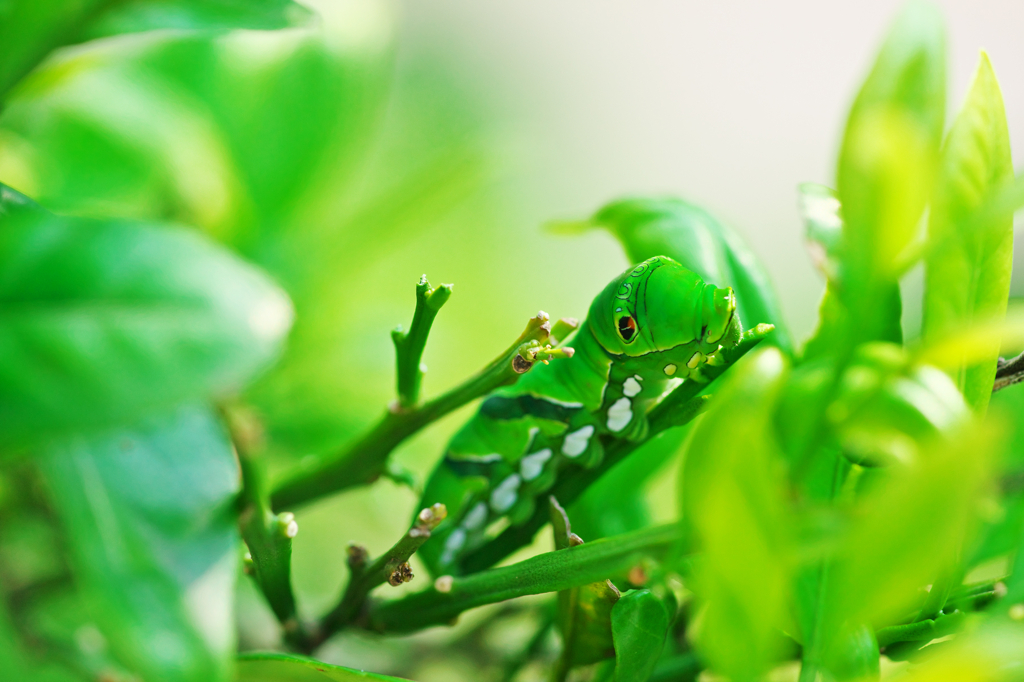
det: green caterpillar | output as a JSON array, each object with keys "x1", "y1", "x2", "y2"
[{"x1": 419, "y1": 255, "x2": 743, "y2": 575}]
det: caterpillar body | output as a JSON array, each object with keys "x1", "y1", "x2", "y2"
[{"x1": 418, "y1": 255, "x2": 742, "y2": 575}]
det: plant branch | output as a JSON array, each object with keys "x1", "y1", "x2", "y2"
[
  {"x1": 270, "y1": 302, "x2": 575, "y2": 511},
  {"x1": 226, "y1": 407, "x2": 308, "y2": 648},
  {"x1": 994, "y1": 351, "x2": 1024, "y2": 392},
  {"x1": 318, "y1": 503, "x2": 448, "y2": 639},
  {"x1": 364, "y1": 523, "x2": 685, "y2": 633},
  {"x1": 459, "y1": 324, "x2": 775, "y2": 573},
  {"x1": 393, "y1": 275, "x2": 452, "y2": 409},
  {"x1": 876, "y1": 610, "x2": 966, "y2": 649}
]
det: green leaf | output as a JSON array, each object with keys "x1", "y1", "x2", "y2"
[
  {"x1": 836, "y1": 0, "x2": 945, "y2": 347},
  {"x1": 824, "y1": 624, "x2": 880, "y2": 682},
  {"x1": 0, "y1": 196, "x2": 292, "y2": 446},
  {"x1": 81, "y1": 0, "x2": 313, "y2": 43},
  {"x1": 0, "y1": 0, "x2": 311, "y2": 99},
  {"x1": 557, "y1": 198, "x2": 792, "y2": 353},
  {"x1": 680, "y1": 348, "x2": 793, "y2": 680},
  {"x1": 821, "y1": 421, "x2": 995, "y2": 657},
  {"x1": 923, "y1": 53, "x2": 1014, "y2": 414},
  {"x1": 798, "y1": 183, "x2": 843, "y2": 283},
  {"x1": 550, "y1": 498, "x2": 620, "y2": 672},
  {"x1": 0, "y1": 183, "x2": 39, "y2": 219},
  {"x1": 38, "y1": 405, "x2": 240, "y2": 682},
  {"x1": 797, "y1": 185, "x2": 891, "y2": 361},
  {"x1": 236, "y1": 653, "x2": 409, "y2": 681},
  {"x1": 610, "y1": 589, "x2": 671, "y2": 682}
]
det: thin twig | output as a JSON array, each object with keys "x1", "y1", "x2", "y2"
[
  {"x1": 364, "y1": 523, "x2": 685, "y2": 634},
  {"x1": 393, "y1": 275, "x2": 452, "y2": 409},
  {"x1": 994, "y1": 351, "x2": 1024, "y2": 392},
  {"x1": 226, "y1": 406, "x2": 308, "y2": 649},
  {"x1": 318, "y1": 503, "x2": 448, "y2": 640},
  {"x1": 270, "y1": 306, "x2": 575, "y2": 511}
]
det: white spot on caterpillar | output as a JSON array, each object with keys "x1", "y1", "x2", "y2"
[
  {"x1": 687, "y1": 352, "x2": 702, "y2": 369},
  {"x1": 532, "y1": 395, "x2": 584, "y2": 408},
  {"x1": 664, "y1": 364, "x2": 676, "y2": 376},
  {"x1": 520, "y1": 448, "x2": 553, "y2": 481},
  {"x1": 490, "y1": 474, "x2": 521, "y2": 512},
  {"x1": 434, "y1": 575, "x2": 454, "y2": 593},
  {"x1": 441, "y1": 528, "x2": 467, "y2": 564},
  {"x1": 562, "y1": 425, "x2": 595, "y2": 458},
  {"x1": 622, "y1": 377, "x2": 642, "y2": 397},
  {"x1": 607, "y1": 398, "x2": 632, "y2": 432},
  {"x1": 463, "y1": 502, "x2": 488, "y2": 530},
  {"x1": 456, "y1": 453, "x2": 503, "y2": 463},
  {"x1": 634, "y1": 374, "x2": 643, "y2": 382}
]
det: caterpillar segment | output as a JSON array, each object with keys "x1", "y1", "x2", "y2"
[{"x1": 418, "y1": 256, "x2": 742, "y2": 575}]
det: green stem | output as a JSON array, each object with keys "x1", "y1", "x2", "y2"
[
  {"x1": 393, "y1": 275, "x2": 452, "y2": 409},
  {"x1": 366, "y1": 524, "x2": 685, "y2": 633},
  {"x1": 319, "y1": 503, "x2": 447, "y2": 637},
  {"x1": 460, "y1": 324, "x2": 774, "y2": 573},
  {"x1": 271, "y1": 311, "x2": 570, "y2": 510},
  {"x1": 228, "y1": 409, "x2": 307, "y2": 648},
  {"x1": 876, "y1": 610, "x2": 966, "y2": 649}
]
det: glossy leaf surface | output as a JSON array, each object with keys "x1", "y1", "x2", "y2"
[{"x1": 610, "y1": 589, "x2": 671, "y2": 682}]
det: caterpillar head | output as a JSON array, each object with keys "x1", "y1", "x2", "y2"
[{"x1": 589, "y1": 256, "x2": 742, "y2": 359}]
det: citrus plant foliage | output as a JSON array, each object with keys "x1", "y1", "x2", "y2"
[{"x1": 2, "y1": 2, "x2": 1024, "y2": 681}]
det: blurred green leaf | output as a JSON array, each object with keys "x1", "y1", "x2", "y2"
[
  {"x1": 970, "y1": 385, "x2": 1024, "y2": 568},
  {"x1": 0, "y1": 182, "x2": 39, "y2": 218},
  {"x1": 798, "y1": 183, "x2": 843, "y2": 283},
  {"x1": 821, "y1": 421, "x2": 995, "y2": 655},
  {"x1": 39, "y1": 405, "x2": 240, "y2": 682},
  {"x1": 680, "y1": 348, "x2": 792, "y2": 680},
  {"x1": 823, "y1": 624, "x2": 879, "y2": 681},
  {"x1": 826, "y1": 345, "x2": 967, "y2": 468},
  {"x1": 550, "y1": 498, "x2": 620, "y2": 672},
  {"x1": 0, "y1": 0, "x2": 311, "y2": 99},
  {"x1": 836, "y1": 0, "x2": 945, "y2": 347},
  {"x1": 236, "y1": 653, "x2": 409, "y2": 681},
  {"x1": 923, "y1": 53, "x2": 1014, "y2": 414},
  {"x1": 82, "y1": 0, "x2": 313, "y2": 43},
  {"x1": 0, "y1": 0, "x2": 108, "y2": 99},
  {"x1": 610, "y1": 589, "x2": 671, "y2": 682},
  {"x1": 0, "y1": 22, "x2": 493, "y2": 461},
  {"x1": 884, "y1": 620, "x2": 1024, "y2": 681},
  {"x1": 557, "y1": 197, "x2": 791, "y2": 353},
  {"x1": 0, "y1": 194, "x2": 292, "y2": 446}
]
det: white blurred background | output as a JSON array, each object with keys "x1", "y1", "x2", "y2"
[{"x1": 391, "y1": 0, "x2": 1024, "y2": 341}]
